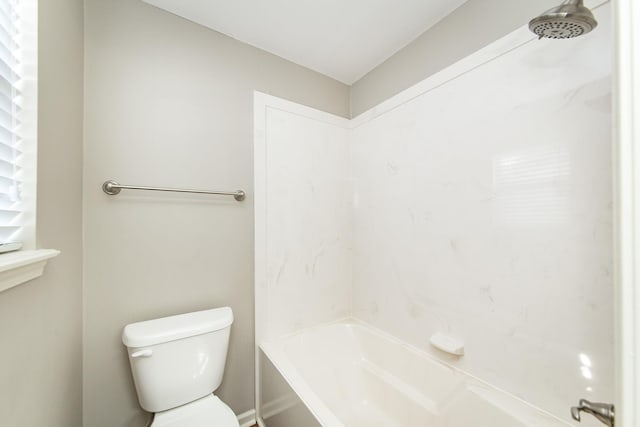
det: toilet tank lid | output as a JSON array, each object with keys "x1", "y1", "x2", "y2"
[{"x1": 122, "y1": 307, "x2": 233, "y2": 348}]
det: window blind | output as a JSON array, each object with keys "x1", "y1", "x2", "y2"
[{"x1": 0, "y1": 0, "x2": 35, "y2": 245}]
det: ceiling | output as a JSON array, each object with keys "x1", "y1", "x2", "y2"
[{"x1": 141, "y1": 0, "x2": 468, "y2": 84}]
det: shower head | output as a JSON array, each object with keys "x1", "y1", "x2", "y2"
[{"x1": 529, "y1": 0, "x2": 597, "y2": 40}]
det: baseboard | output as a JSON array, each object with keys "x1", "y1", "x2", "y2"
[
  {"x1": 237, "y1": 408, "x2": 257, "y2": 427},
  {"x1": 256, "y1": 416, "x2": 267, "y2": 427},
  {"x1": 260, "y1": 393, "x2": 299, "y2": 419}
]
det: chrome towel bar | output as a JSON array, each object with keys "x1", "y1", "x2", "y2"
[{"x1": 102, "y1": 180, "x2": 246, "y2": 201}]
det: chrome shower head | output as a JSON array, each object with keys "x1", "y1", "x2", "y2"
[{"x1": 529, "y1": 0, "x2": 597, "y2": 39}]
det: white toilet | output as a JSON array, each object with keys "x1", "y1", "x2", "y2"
[{"x1": 122, "y1": 307, "x2": 239, "y2": 427}]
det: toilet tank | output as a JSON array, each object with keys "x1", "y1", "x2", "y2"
[{"x1": 122, "y1": 307, "x2": 234, "y2": 413}]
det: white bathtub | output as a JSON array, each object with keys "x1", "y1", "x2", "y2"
[{"x1": 259, "y1": 320, "x2": 571, "y2": 427}]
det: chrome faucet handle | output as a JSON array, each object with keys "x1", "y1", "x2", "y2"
[{"x1": 570, "y1": 399, "x2": 614, "y2": 427}]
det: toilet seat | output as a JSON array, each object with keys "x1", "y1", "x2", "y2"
[{"x1": 151, "y1": 394, "x2": 239, "y2": 427}]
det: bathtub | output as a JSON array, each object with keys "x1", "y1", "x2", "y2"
[{"x1": 258, "y1": 320, "x2": 571, "y2": 427}]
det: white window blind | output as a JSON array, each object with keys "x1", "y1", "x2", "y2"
[{"x1": 0, "y1": 0, "x2": 36, "y2": 247}]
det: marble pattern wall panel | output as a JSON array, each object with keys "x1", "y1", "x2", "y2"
[
  {"x1": 260, "y1": 104, "x2": 352, "y2": 341},
  {"x1": 350, "y1": 5, "x2": 612, "y2": 424}
]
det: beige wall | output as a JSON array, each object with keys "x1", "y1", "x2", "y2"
[
  {"x1": 0, "y1": 0, "x2": 84, "y2": 426},
  {"x1": 82, "y1": 1, "x2": 349, "y2": 426},
  {"x1": 350, "y1": 0, "x2": 559, "y2": 116}
]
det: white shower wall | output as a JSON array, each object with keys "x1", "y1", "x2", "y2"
[
  {"x1": 255, "y1": 95, "x2": 352, "y2": 342},
  {"x1": 350, "y1": 7, "x2": 612, "y2": 421},
  {"x1": 256, "y1": 4, "x2": 612, "y2": 423}
]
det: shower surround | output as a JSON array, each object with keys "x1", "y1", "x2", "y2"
[{"x1": 255, "y1": 4, "x2": 612, "y2": 426}]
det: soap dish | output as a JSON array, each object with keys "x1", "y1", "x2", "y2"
[{"x1": 430, "y1": 332, "x2": 464, "y2": 356}]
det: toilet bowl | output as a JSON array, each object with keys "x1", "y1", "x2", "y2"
[
  {"x1": 152, "y1": 395, "x2": 238, "y2": 427},
  {"x1": 122, "y1": 307, "x2": 239, "y2": 427}
]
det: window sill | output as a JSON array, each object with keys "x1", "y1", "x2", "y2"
[{"x1": 0, "y1": 249, "x2": 60, "y2": 293}]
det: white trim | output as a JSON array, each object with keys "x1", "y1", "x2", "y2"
[
  {"x1": 0, "y1": 249, "x2": 60, "y2": 293},
  {"x1": 614, "y1": 0, "x2": 640, "y2": 426},
  {"x1": 256, "y1": 417, "x2": 267, "y2": 427},
  {"x1": 236, "y1": 408, "x2": 256, "y2": 427},
  {"x1": 253, "y1": 92, "x2": 268, "y2": 422},
  {"x1": 255, "y1": 92, "x2": 349, "y2": 128}
]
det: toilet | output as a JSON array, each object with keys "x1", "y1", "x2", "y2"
[{"x1": 122, "y1": 307, "x2": 239, "y2": 427}]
